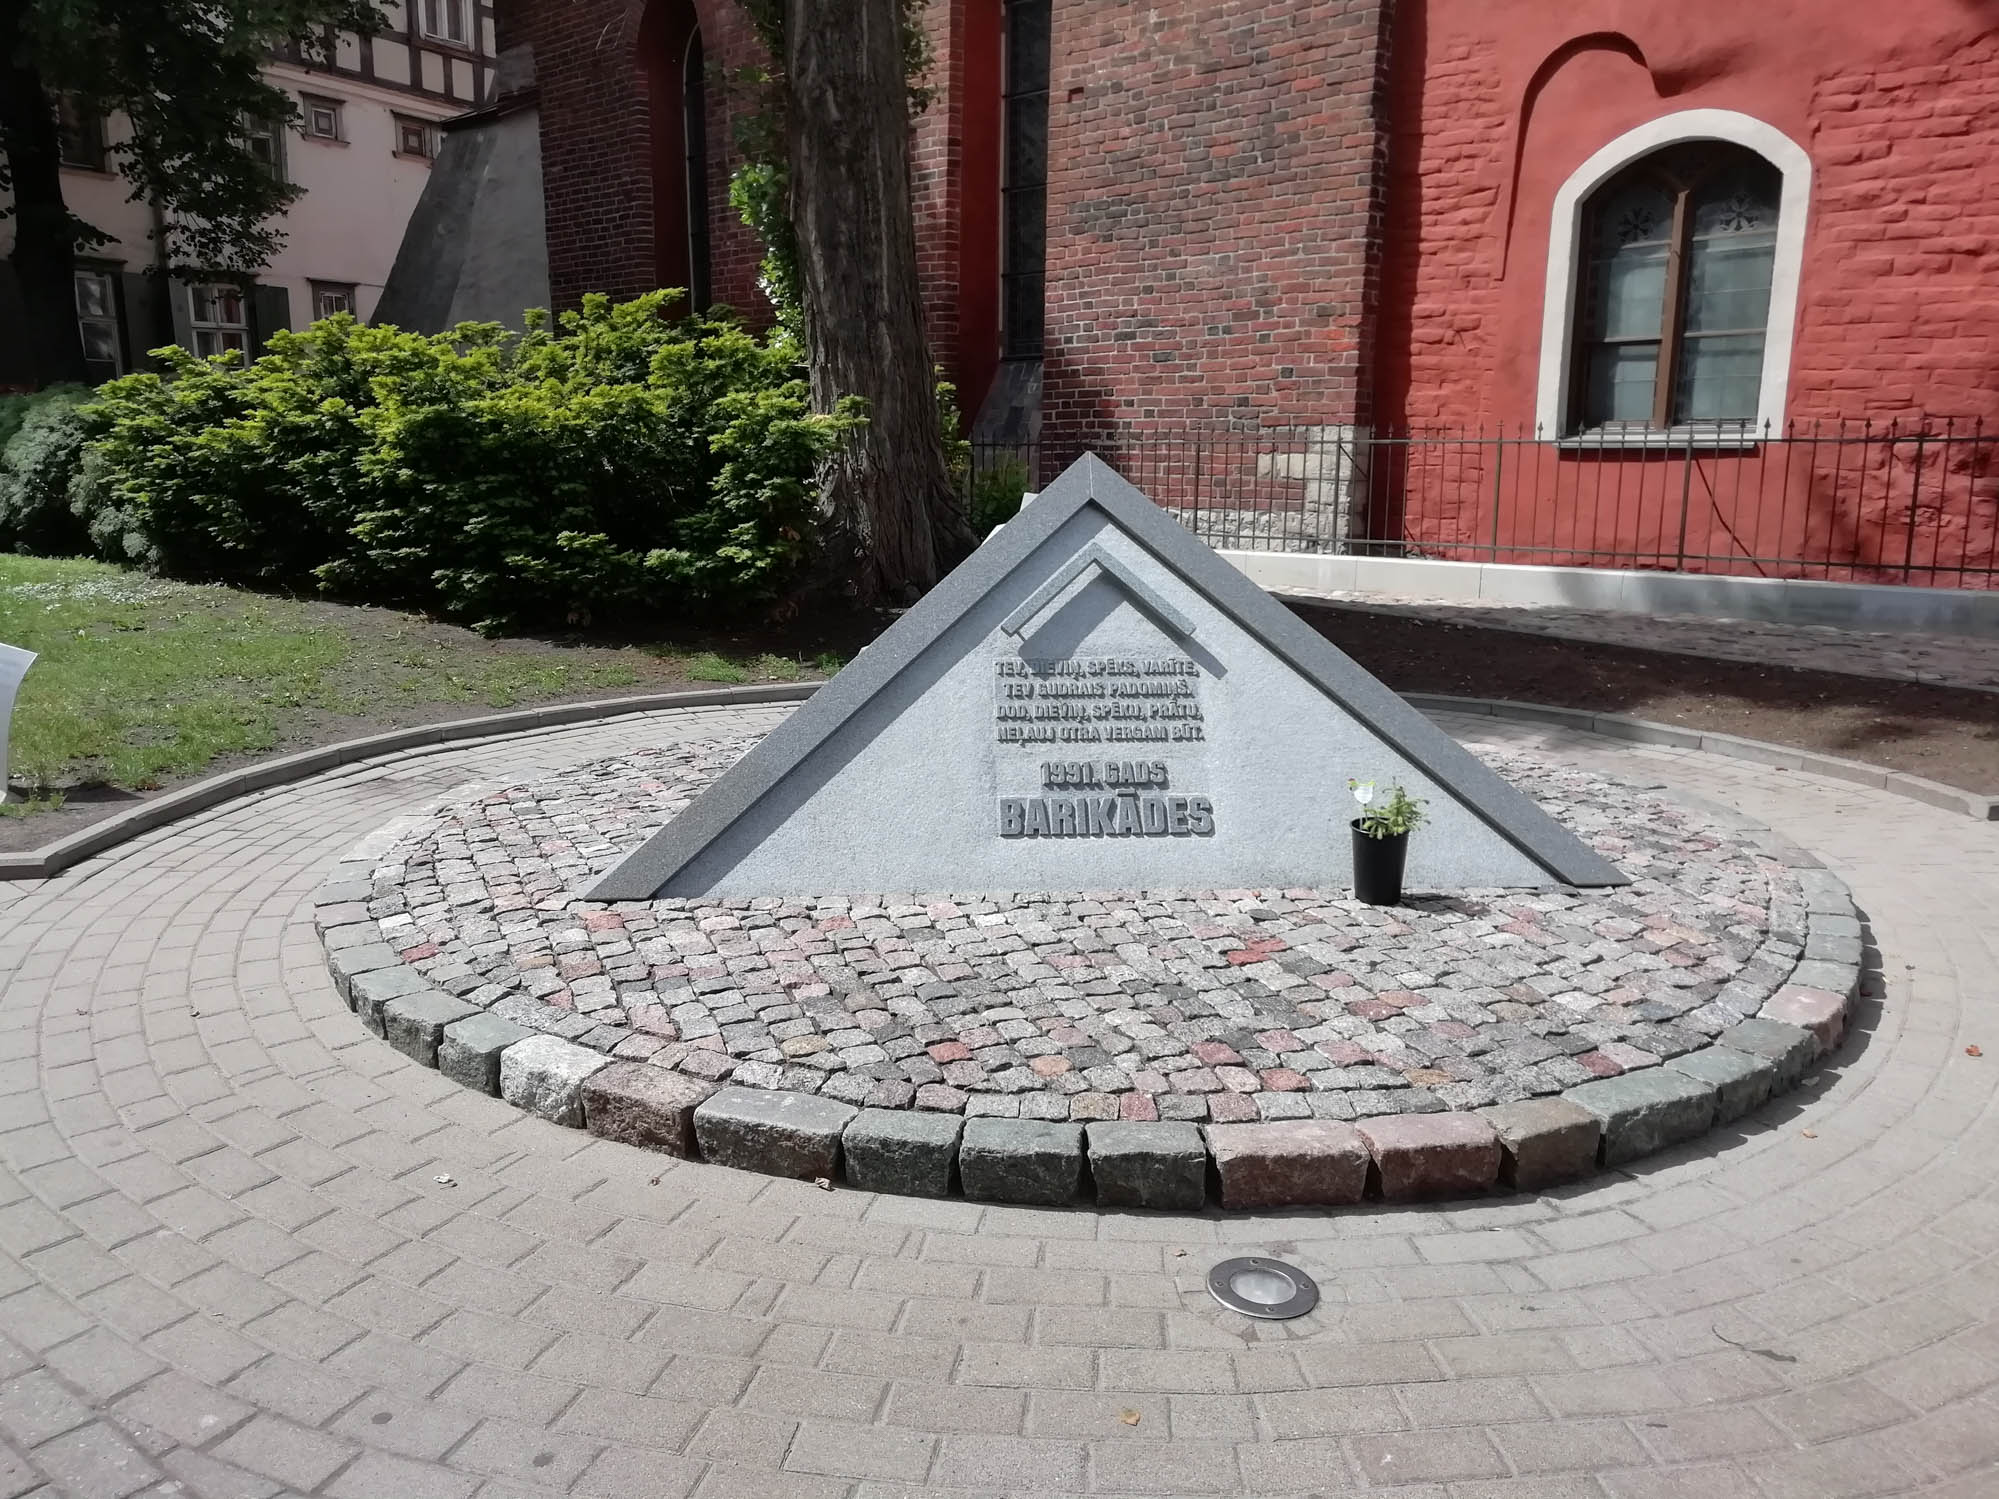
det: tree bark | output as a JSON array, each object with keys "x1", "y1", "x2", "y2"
[
  {"x1": 0, "y1": 8, "x2": 88, "y2": 388},
  {"x1": 784, "y1": 0, "x2": 974, "y2": 606}
]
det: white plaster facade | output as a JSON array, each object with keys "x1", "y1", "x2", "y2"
[{"x1": 0, "y1": 0, "x2": 497, "y2": 384}]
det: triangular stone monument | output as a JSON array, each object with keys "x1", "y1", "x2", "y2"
[{"x1": 589, "y1": 454, "x2": 1626, "y2": 900}]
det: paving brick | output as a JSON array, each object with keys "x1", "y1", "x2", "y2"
[
  {"x1": 1479, "y1": 1098, "x2": 1601, "y2": 1189},
  {"x1": 1202, "y1": 1120, "x2": 1368, "y2": 1207},
  {"x1": 438, "y1": 1012, "x2": 531, "y2": 1095},
  {"x1": 380, "y1": 989, "x2": 479, "y2": 1068},
  {"x1": 1759, "y1": 985, "x2": 1851, "y2": 1057},
  {"x1": 958, "y1": 1119, "x2": 1086, "y2": 1206},
  {"x1": 1664, "y1": 1046, "x2": 1776, "y2": 1124},
  {"x1": 581, "y1": 1062, "x2": 716, "y2": 1157},
  {"x1": 692, "y1": 1088, "x2": 856, "y2": 1179},
  {"x1": 1565, "y1": 1070, "x2": 1718, "y2": 1166},
  {"x1": 841, "y1": 1109, "x2": 963, "y2": 1198},
  {"x1": 1356, "y1": 1113, "x2": 1500, "y2": 1199},
  {"x1": 1084, "y1": 1121, "x2": 1208, "y2": 1209},
  {"x1": 498, "y1": 1035, "x2": 614, "y2": 1127}
]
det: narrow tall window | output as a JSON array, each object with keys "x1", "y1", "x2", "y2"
[
  {"x1": 1001, "y1": 0, "x2": 1049, "y2": 360},
  {"x1": 75, "y1": 269, "x2": 123, "y2": 378},
  {"x1": 242, "y1": 115, "x2": 286, "y2": 181},
  {"x1": 684, "y1": 29, "x2": 712, "y2": 311},
  {"x1": 56, "y1": 98, "x2": 107, "y2": 171},
  {"x1": 1572, "y1": 142, "x2": 1781, "y2": 431}
]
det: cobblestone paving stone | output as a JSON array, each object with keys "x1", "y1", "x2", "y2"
[
  {"x1": 0, "y1": 700, "x2": 1990, "y2": 1498},
  {"x1": 356, "y1": 742, "x2": 1805, "y2": 1124},
  {"x1": 1290, "y1": 590, "x2": 1999, "y2": 693}
]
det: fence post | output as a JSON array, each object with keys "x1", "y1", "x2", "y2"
[
  {"x1": 1674, "y1": 431, "x2": 1696, "y2": 571},
  {"x1": 1488, "y1": 424, "x2": 1504, "y2": 563},
  {"x1": 1903, "y1": 427, "x2": 1928, "y2": 583}
]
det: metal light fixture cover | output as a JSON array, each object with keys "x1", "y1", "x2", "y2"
[{"x1": 1207, "y1": 1256, "x2": 1319, "y2": 1320}]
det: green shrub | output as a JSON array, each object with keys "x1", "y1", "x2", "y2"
[
  {"x1": 75, "y1": 295, "x2": 858, "y2": 631},
  {"x1": 0, "y1": 388, "x2": 99, "y2": 556},
  {"x1": 968, "y1": 455, "x2": 1031, "y2": 536},
  {"x1": 0, "y1": 384, "x2": 87, "y2": 452}
]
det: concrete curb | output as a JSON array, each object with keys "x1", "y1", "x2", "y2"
[
  {"x1": 311, "y1": 778, "x2": 1870, "y2": 1213},
  {"x1": 1404, "y1": 693, "x2": 1999, "y2": 822},
  {"x1": 0, "y1": 683, "x2": 822, "y2": 882}
]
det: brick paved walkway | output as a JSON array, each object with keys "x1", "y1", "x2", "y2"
[
  {"x1": 1284, "y1": 591, "x2": 1999, "y2": 693},
  {"x1": 0, "y1": 701, "x2": 1992, "y2": 1498}
]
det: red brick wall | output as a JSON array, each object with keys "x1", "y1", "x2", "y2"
[
  {"x1": 1371, "y1": 5, "x2": 1999, "y2": 583},
  {"x1": 501, "y1": 0, "x2": 765, "y2": 318},
  {"x1": 1038, "y1": 0, "x2": 1394, "y2": 442}
]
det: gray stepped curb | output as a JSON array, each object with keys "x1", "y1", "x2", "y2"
[
  {"x1": 314, "y1": 827, "x2": 1870, "y2": 1214},
  {"x1": 0, "y1": 682, "x2": 821, "y2": 881},
  {"x1": 5, "y1": 676, "x2": 1986, "y2": 885}
]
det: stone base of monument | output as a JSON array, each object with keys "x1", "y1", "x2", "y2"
[{"x1": 313, "y1": 738, "x2": 1870, "y2": 1212}]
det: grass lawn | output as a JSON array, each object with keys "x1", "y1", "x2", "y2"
[{"x1": 0, "y1": 554, "x2": 848, "y2": 817}]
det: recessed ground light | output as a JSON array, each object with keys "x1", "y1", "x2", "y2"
[{"x1": 1207, "y1": 1256, "x2": 1319, "y2": 1320}]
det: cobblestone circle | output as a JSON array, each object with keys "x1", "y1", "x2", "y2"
[
  {"x1": 351, "y1": 736, "x2": 1807, "y2": 1125},
  {"x1": 0, "y1": 701, "x2": 1990, "y2": 1499}
]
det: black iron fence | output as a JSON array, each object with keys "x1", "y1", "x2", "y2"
[{"x1": 964, "y1": 420, "x2": 1999, "y2": 588}]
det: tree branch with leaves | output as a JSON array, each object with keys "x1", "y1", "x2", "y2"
[{"x1": 1, "y1": 0, "x2": 384, "y2": 386}]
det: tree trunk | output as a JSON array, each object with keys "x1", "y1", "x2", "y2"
[
  {"x1": 784, "y1": 0, "x2": 974, "y2": 607},
  {"x1": 0, "y1": 11, "x2": 88, "y2": 388}
]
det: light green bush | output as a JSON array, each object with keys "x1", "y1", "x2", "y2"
[{"x1": 73, "y1": 294, "x2": 859, "y2": 631}]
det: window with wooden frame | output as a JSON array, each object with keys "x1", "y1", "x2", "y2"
[
  {"x1": 56, "y1": 97, "x2": 108, "y2": 171},
  {"x1": 1570, "y1": 142, "x2": 1782, "y2": 433},
  {"x1": 241, "y1": 114, "x2": 286, "y2": 181},
  {"x1": 301, "y1": 93, "x2": 345, "y2": 142},
  {"x1": 394, "y1": 114, "x2": 438, "y2": 160},
  {"x1": 189, "y1": 283, "x2": 251, "y2": 361},
  {"x1": 74, "y1": 268, "x2": 124, "y2": 376},
  {"x1": 311, "y1": 282, "x2": 357, "y2": 320}
]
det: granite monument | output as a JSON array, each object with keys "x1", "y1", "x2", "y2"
[{"x1": 589, "y1": 455, "x2": 1625, "y2": 899}]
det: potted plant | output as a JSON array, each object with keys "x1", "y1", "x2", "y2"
[{"x1": 1348, "y1": 778, "x2": 1426, "y2": 906}]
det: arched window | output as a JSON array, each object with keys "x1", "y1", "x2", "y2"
[
  {"x1": 1537, "y1": 110, "x2": 1811, "y2": 440},
  {"x1": 640, "y1": 0, "x2": 710, "y2": 312},
  {"x1": 1573, "y1": 143, "x2": 1780, "y2": 431}
]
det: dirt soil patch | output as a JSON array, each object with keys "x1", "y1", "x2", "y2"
[{"x1": 1290, "y1": 601, "x2": 1999, "y2": 795}]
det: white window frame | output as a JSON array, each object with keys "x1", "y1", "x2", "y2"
[
  {"x1": 1537, "y1": 109, "x2": 1812, "y2": 444},
  {"x1": 419, "y1": 0, "x2": 469, "y2": 46},
  {"x1": 189, "y1": 283, "x2": 251, "y2": 361}
]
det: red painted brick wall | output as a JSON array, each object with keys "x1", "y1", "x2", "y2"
[
  {"x1": 1371, "y1": 5, "x2": 1999, "y2": 583},
  {"x1": 1039, "y1": 0, "x2": 1394, "y2": 444}
]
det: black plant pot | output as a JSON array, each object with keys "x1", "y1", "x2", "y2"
[{"x1": 1351, "y1": 820, "x2": 1409, "y2": 906}]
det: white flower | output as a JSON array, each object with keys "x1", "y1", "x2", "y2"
[{"x1": 1349, "y1": 779, "x2": 1375, "y2": 807}]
